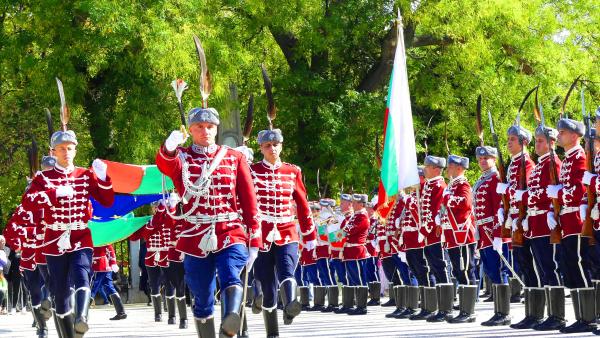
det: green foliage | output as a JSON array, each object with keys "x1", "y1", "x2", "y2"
[{"x1": 1, "y1": 0, "x2": 598, "y2": 226}]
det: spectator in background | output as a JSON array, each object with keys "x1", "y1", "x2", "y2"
[{"x1": 0, "y1": 235, "x2": 9, "y2": 314}]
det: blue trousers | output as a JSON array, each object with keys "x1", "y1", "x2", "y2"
[
  {"x1": 184, "y1": 244, "x2": 247, "y2": 318},
  {"x1": 91, "y1": 272, "x2": 118, "y2": 300},
  {"x1": 164, "y1": 261, "x2": 186, "y2": 298},
  {"x1": 45, "y1": 249, "x2": 93, "y2": 315},
  {"x1": 147, "y1": 266, "x2": 169, "y2": 296},
  {"x1": 406, "y1": 248, "x2": 432, "y2": 286},
  {"x1": 254, "y1": 243, "x2": 298, "y2": 309},
  {"x1": 560, "y1": 235, "x2": 592, "y2": 289},
  {"x1": 381, "y1": 257, "x2": 398, "y2": 283},
  {"x1": 479, "y1": 244, "x2": 510, "y2": 284},
  {"x1": 23, "y1": 268, "x2": 45, "y2": 307},
  {"x1": 344, "y1": 259, "x2": 367, "y2": 286},
  {"x1": 513, "y1": 241, "x2": 538, "y2": 287},
  {"x1": 330, "y1": 258, "x2": 347, "y2": 285},
  {"x1": 529, "y1": 236, "x2": 561, "y2": 286},
  {"x1": 38, "y1": 265, "x2": 51, "y2": 300},
  {"x1": 391, "y1": 254, "x2": 418, "y2": 286},
  {"x1": 424, "y1": 243, "x2": 450, "y2": 284},
  {"x1": 316, "y1": 258, "x2": 334, "y2": 286},
  {"x1": 364, "y1": 257, "x2": 380, "y2": 283},
  {"x1": 448, "y1": 244, "x2": 476, "y2": 285}
]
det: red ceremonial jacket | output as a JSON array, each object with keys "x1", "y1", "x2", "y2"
[
  {"x1": 156, "y1": 144, "x2": 260, "y2": 258},
  {"x1": 473, "y1": 169, "x2": 505, "y2": 249},
  {"x1": 505, "y1": 152, "x2": 534, "y2": 223},
  {"x1": 441, "y1": 175, "x2": 475, "y2": 249},
  {"x1": 22, "y1": 165, "x2": 114, "y2": 256},
  {"x1": 399, "y1": 192, "x2": 424, "y2": 250},
  {"x1": 3, "y1": 205, "x2": 38, "y2": 271},
  {"x1": 92, "y1": 244, "x2": 117, "y2": 272},
  {"x1": 379, "y1": 198, "x2": 403, "y2": 257},
  {"x1": 130, "y1": 205, "x2": 172, "y2": 267},
  {"x1": 342, "y1": 209, "x2": 369, "y2": 261},
  {"x1": 556, "y1": 145, "x2": 586, "y2": 238},
  {"x1": 250, "y1": 160, "x2": 316, "y2": 251},
  {"x1": 521, "y1": 152, "x2": 562, "y2": 238},
  {"x1": 420, "y1": 176, "x2": 446, "y2": 246},
  {"x1": 365, "y1": 216, "x2": 379, "y2": 257}
]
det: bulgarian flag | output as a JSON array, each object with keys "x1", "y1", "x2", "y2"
[{"x1": 378, "y1": 14, "x2": 419, "y2": 214}]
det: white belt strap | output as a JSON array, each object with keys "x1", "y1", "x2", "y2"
[
  {"x1": 560, "y1": 206, "x2": 579, "y2": 215},
  {"x1": 185, "y1": 212, "x2": 239, "y2": 224},
  {"x1": 46, "y1": 222, "x2": 87, "y2": 231},
  {"x1": 475, "y1": 216, "x2": 494, "y2": 226}
]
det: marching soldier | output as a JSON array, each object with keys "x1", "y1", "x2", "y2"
[
  {"x1": 439, "y1": 155, "x2": 477, "y2": 324},
  {"x1": 23, "y1": 127, "x2": 114, "y2": 337},
  {"x1": 90, "y1": 244, "x2": 127, "y2": 320},
  {"x1": 472, "y1": 146, "x2": 511, "y2": 326},
  {"x1": 495, "y1": 125, "x2": 535, "y2": 305},
  {"x1": 332, "y1": 194, "x2": 353, "y2": 314},
  {"x1": 157, "y1": 104, "x2": 260, "y2": 338},
  {"x1": 546, "y1": 118, "x2": 595, "y2": 333},
  {"x1": 512, "y1": 126, "x2": 563, "y2": 330},
  {"x1": 250, "y1": 128, "x2": 316, "y2": 337},
  {"x1": 419, "y1": 155, "x2": 450, "y2": 322},
  {"x1": 340, "y1": 194, "x2": 371, "y2": 315},
  {"x1": 129, "y1": 201, "x2": 171, "y2": 323},
  {"x1": 298, "y1": 207, "x2": 320, "y2": 312},
  {"x1": 315, "y1": 199, "x2": 337, "y2": 312}
]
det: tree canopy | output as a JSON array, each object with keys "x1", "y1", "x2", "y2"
[{"x1": 1, "y1": 0, "x2": 598, "y2": 224}]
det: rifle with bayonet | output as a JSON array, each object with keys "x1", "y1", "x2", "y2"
[{"x1": 487, "y1": 110, "x2": 512, "y2": 238}]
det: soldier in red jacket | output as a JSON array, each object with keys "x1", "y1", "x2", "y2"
[
  {"x1": 331, "y1": 194, "x2": 353, "y2": 314},
  {"x1": 23, "y1": 128, "x2": 114, "y2": 337},
  {"x1": 314, "y1": 199, "x2": 337, "y2": 312},
  {"x1": 495, "y1": 125, "x2": 535, "y2": 307},
  {"x1": 364, "y1": 198, "x2": 381, "y2": 306},
  {"x1": 250, "y1": 128, "x2": 316, "y2": 336},
  {"x1": 546, "y1": 118, "x2": 594, "y2": 333},
  {"x1": 437, "y1": 155, "x2": 476, "y2": 324},
  {"x1": 156, "y1": 106, "x2": 260, "y2": 337},
  {"x1": 512, "y1": 126, "x2": 563, "y2": 330},
  {"x1": 90, "y1": 244, "x2": 126, "y2": 320}
]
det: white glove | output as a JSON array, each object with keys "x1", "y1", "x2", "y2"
[
  {"x1": 92, "y1": 159, "x2": 108, "y2": 181},
  {"x1": 514, "y1": 190, "x2": 526, "y2": 202},
  {"x1": 417, "y1": 232, "x2": 425, "y2": 243},
  {"x1": 583, "y1": 171, "x2": 597, "y2": 185},
  {"x1": 246, "y1": 247, "x2": 259, "y2": 270},
  {"x1": 165, "y1": 130, "x2": 188, "y2": 152},
  {"x1": 435, "y1": 214, "x2": 441, "y2": 226},
  {"x1": 496, "y1": 183, "x2": 509, "y2": 195},
  {"x1": 304, "y1": 239, "x2": 317, "y2": 251},
  {"x1": 546, "y1": 185, "x2": 563, "y2": 199},
  {"x1": 442, "y1": 188, "x2": 450, "y2": 197},
  {"x1": 55, "y1": 185, "x2": 74, "y2": 198},
  {"x1": 111, "y1": 264, "x2": 119, "y2": 273},
  {"x1": 580, "y1": 204, "x2": 588, "y2": 221},
  {"x1": 492, "y1": 237, "x2": 503, "y2": 254},
  {"x1": 497, "y1": 208, "x2": 505, "y2": 226},
  {"x1": 168, "y1": 192, "x2": 181, "y2": 208},
  {"x1": 371, "y1": 240, "x2": 380, "y2": 253},
  {"x1": 547, "y1": 211, "x2": 558, "y2": 231},
  {"x1": 511, "y1": 218, "x2": 518, "y2": 232},
  {"x1": 522, "y1": 218, "x2": 529, "y2": 232},
  {"x1": 398, "y1": 251, "x2": 407, "y2": 263},
  {"x1": 592, "y1": 205, "x2": 600, "y2": 221}
]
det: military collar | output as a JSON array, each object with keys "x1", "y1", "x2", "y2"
[
  {"x1": 449, "y1": 174, "x2": 466, "y2": 184},
  {"x1": 262, "y1": 159, "x2": 282, "y2": 170},
  {"x1": 510, "y1": 151, "x2": 527, "y2": 161},
  {"x1": 537, "y1": 152, "x2": 551, "y2": 163},
  {"x1": 426, "y1": 175, "x2": 444, "y2": 183},
  {"x1": 564, "y1": 144, "x2": 583, "y2": 157},
  {"x1": 191, "y1": 143, "x2": 218, "y2": 155},
  {"x1": 54, "y1": 163, "x2": 75, "y2": 174},
  {"x1": 354, "y1": 208, "x2": 367, "y2": 215}
]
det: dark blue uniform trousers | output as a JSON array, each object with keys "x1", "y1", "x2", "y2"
[
  {"x1": 391, "y1": 254, "x2": 418, "y2": 286},
  {"x1": 479, "y1": 244, "x2": 510, "y2": 284},
  {"x1": 316, "y1": 258, "x2": 334, "y2": 286},
  {"x1": 164, "y1": 261, "x2": 186, "y2": 298},
  {"x1": 559, "y1": 235, "x2": 592, "y2": 289},
  {"x1": 448, "y1": 243, "x2": 476, "y2": 285},
  {"x1": 330, "y1": 258, "x2": 347, "y2": 285},
  {"x1": 529, "y1": 236, "x2": 561, "y2": 286},
  {"x1": 23, "y1": 268, "x2": 46, "y2": 307},
  {"x1": 45, "y1": 248, "x2": 93, "y2": 315},
  {"x1": 406, "y1": 248, "x2": 432, "y2": 286},
  {"x1": 364, "y1": 257, "x2": 380, "y2": 283},
  {"x1": 344, "y1": 259, "x2": 367, "y2": 286},
  {"x1": 254, "y1": 242, "x2": 298, "y2": 309},
  {"x1": 184, "y1": 244, "x2": 247, "y2": 318},
  {"x1": 90, "y1": 272, "x2": 118, "y2": 299},
  {"x1": 424, "y1": 243, "x2": 450, "y2": 284}
]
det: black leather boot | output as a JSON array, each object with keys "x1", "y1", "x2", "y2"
[
  {"x1": 448, "y1": 285, "x2": 477, "y2": 323},
  {"x1": 108, "y1": 293, "x2": 127, "y2": 320},
  {"x1": 73, "y1": 288, "x2": 91, "y2": 337},
  {"x1": 220, "y1": 285, "x2": 244, "y2": 337},
  {"x1": 280, "y1": 279, "x2": 301, "y2": 325},
  {"x1": 533, "y1": 286, "x2": 566, "y2": 331}
]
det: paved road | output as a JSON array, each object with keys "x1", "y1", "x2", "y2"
[{"x1": 1, "y1": 297, "x2": 594, "y2": 337}]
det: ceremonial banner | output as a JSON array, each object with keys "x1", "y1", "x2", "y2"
[{"x1": 89, "y1": 213, "x2": 151, "y2": 246}]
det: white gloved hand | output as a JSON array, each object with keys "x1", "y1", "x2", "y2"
[
  {"x1": 522, "y1": 218, "x2": 529, "y2": 232},
  {"x1": 92, "y1": 159, "x2": 108, "y2": 181},
  {"x1": 111, "y1": 264, "x2": 119, "y2": 273},
  {"x1": 592, "y1": 205, "x2": 600, "y2": 221},
  {"x1": 496, "y1": 183, "x2": 509, "y2": 195},
  {"x1": 442, "y1": 188, "x2": 450, "y2": 197},
  {"x1": 511, "y1": 218, "x2": 518, "y2": 232},
  {"x1": 168, "y1": 192, "x2": 181, "y2": 208},
  {"x1": 435, "y1": 214, "x2": 441, "y2": 226},
  {"x1": 55, "y1": 185, "x2": 75, "y2": 198},
  {"x1": 371, "y1": 240, "x2": 380, "y2": 253},
  {"x1": 514, "y1": 190, "x2": 526, "y2": 202},
  {"x1": 165, "y1": 130, "x2": 188, "y2": 152},
  {"x1": 580, "y1": 204, "x2": 588, "y2": 221},
  {"x1": 492, "y1": 237, "x2": 503, "y2": 254},
  {"x1": 304, "y1": 239, "x2": 317, "y2": 251},
  {"x1": 583, "y1": 171, "x2": 597, "y2": 185},
  {"x1": 417, "y1": 232, "x2": 425, "y2": 243},
  {"x1": 497, "y1": 208, "x2": 505, "y2": 226},
  {"x1": 546, "y1": 185, "x2": 563, "y2": 199},
  {"x1": 246, "y1": 247, "x2": 259, "y2": 270},
  {"x1": 398, "y1": 251, "x2": 407, "y2": 263},
  {"x1": 547, "y1": 212, "x2": 558, "y2": 231}
]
